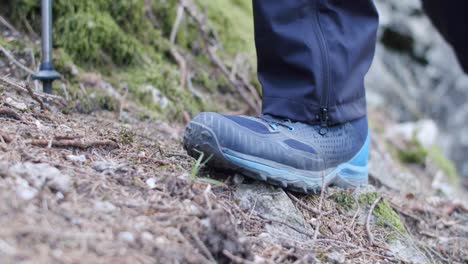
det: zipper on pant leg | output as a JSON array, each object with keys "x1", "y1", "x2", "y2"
[{"x1": 313, "y1": 1, "x2": 331, "y2": 135}]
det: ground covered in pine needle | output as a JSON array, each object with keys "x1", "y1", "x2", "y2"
[{"x1": 1, "y1": 78, "x2": 467, "y2": 264}]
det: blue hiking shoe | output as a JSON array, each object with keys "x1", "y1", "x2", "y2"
[{"x1": 183, "y1": 113, "x2": 370, "y2": 193}]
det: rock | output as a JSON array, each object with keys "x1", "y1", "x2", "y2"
[
  {"x1": 327, "y1": 251, "x2": 345, "y2": 264},
  {"x1": 15, "y1": 178, "x2": 38, "y2": 201},
  {"x1": 5, "y1": 97, "x2": 27, "y2": 111},
  {"x1": 66, "y1": 154, "x2": 86, "y2": 165},
  {"x1": 141, "y1": 232, "x2": 154, "y2": 242},
  {"x1": 183, "y1": 199, "x2": 203, "y2": 217},
  {"x1": 10, "y1": 162, "x2": 71, "y2": 194},
  {"x1": 0, "y1": 239, "x2": 16, "y2": 256},
  {"x1": 145, "y1": 178, "x2": 158, "y2": 189},
  {"x1": 90, "y1": 161, "x2": 128, "y2": 174},
  {"x1": 118, "y1": 231, "x2": 135, "y2": 243},
  {"x1": 235, "y1": 182, "x2": 311, "y2": 243},
  {"x1": 141, "y1": 85, "x2": 170, "y2": 109},
  {"x1": 385, "y1": 119, "x2": 438, "y2": 148},
  {"x1": 233, "y1": 174, "x2": 245, "y2": 185},
  {"x1": 94, "y1": 201, "x2": 117, "y2": 212}
]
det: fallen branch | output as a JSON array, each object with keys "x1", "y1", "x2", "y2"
[
  {"x1": 25, "y1": 83, "x2": 50, "y2": 111},
  {"x1": 222, "y1": 250, "x2": 253, "y2": 264},
  {"x1": 170, "y1": 47, "x2": 187, "y2": 88},
  {"x1": 0, "y1": 76, "x2": 66, "y2": 107},
  {"x1": 0, "y1": 107, "x2": 22, "y2": 121},
  {"x1": 0, "y1": 133, "x2": 13, "y2": 144},
  {"x1": 27, "y1": 139, "x2": 119, "y2": 150},
  {"x1": 0, "y1": 44, "x2": 35, "y2": 75},
  {"x1": 366, "y1": 196, "x2": 382, "y2": 246}
]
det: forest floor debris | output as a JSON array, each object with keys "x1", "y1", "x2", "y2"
[{"x1": 0, "y1": 79, "x2": 467, "y2": 263}]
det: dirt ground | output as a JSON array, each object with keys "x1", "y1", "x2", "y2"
[{"x1": 0, "y1": 78, "x2": 467, "y2": 263}]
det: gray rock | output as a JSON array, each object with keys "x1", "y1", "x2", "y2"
[
  {"x1": 145, "y1": 177, "x2": 158, "y2": 189},
  {"x1": 90, "y1": 161, "x2": 128, "y2": 174},
  {"x1": 141, "y1": 85, "x2": 170, "y2": 109},
  {"x1": 94, "y1": 201, "x2": 117, "y2": 213},
  {"x1": 235, "y1": 182, "x2": 311, "y2": 244},
  {"x1": 5, "y1": 97, "x2": 27, "y2": 111},
  {"x1": 327, "y1": 251, "x2": 346, "y2": 264},
  {"x1": 118, "y1": 231, "x2": 135, "y2": 243},
  {"x1": 385, "y1": 119, "x2": 438, "y2": 148},
  {"x1": 370, "y1": 0, "x2": 468, "y2": 179},
  {"x1": 66, "y1": 154, "x2": 86, "y2": 165},
  {"x1": 10, "y1": 162, "x2": 71, "y2": 194}
]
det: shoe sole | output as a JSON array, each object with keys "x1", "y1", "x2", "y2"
[{"x1": 183, "y1": 122, "x2": 369, "y2": 194}]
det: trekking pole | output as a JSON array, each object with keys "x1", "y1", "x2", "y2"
[{"x1": 33, "y1": 0, "x2": 60, "y2": 94}]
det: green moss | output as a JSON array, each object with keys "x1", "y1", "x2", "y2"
[
  {"x1": 119, "y1": 128, "x2": 135, "y2": 145},
  {"x1": 7, "y1": 0, "x2": 256, "y2": 122},
  {"x1": 397, "y1": 138, "x2": 428, "y2": 164},
  {"x1": 55, "y1": 11, "x2": 140, "y2": 66},
  {"x1": 428, "y1": 146, "x2": 459, "y2": 185},
  {"x1": 331, "y1": 190, "x2": 355, "y2": 211},
  {"x1": 359, "y1": 192, "x2": 406, "y2": 234},
  {"x1": 196, "y1": 0, "x2": 255, "y2": 59}
]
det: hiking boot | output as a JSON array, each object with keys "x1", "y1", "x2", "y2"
[{"x1": 183, "y1": 113, "x2": 370, "y2": 193}]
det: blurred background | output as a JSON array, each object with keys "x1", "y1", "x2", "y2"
[{"x1": 0, "y1": 0, "x2": 466, "y2": 183}]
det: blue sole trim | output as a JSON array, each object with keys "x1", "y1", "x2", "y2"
[{"x1": 224, "y1": 131, "x2": 370, "y2": 189}]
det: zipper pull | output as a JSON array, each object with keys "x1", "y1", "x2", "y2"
[{"x1": 319, "y1": 108, "x2": 329, "y2": 135}]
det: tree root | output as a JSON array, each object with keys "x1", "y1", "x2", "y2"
[
  {"x1": 0, "y1": 107, "x2": 22, "y2": 121},
  {"x1": 27, "y1": 139, "x2": 119, "y2": 150}
]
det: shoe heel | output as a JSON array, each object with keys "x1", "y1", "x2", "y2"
[
  {"x1": 334, "y1": 166, "x2": 368, "y2": 189},
  {"x1": 333, "y1": 131, "x2": 370, "y2": 189}
]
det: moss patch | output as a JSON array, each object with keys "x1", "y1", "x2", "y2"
[
  {"x1": 7, "y1": 0, "x2": 256, "y2": 122},
  {"x1": 428, "y1": 146, "x2": 459, "y2": 185},
  {"x1": 397, "y1": 138, "x2": 428, "y2": 165},
  {"x1": 359, "y1": 192, "x2": 405, "y2": 234},
  {"x1": 331, "y1": 190, "x2": 355, "y2": 211}
]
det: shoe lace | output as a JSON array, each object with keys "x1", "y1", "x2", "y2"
[{"x1": 259, "y1": 115, "x2": 295, "y2": 131}]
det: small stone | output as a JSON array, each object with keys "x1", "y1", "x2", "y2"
[
  {"x1": 10, "y1": 162, "x2": 71, "y2": 194},
  {"x1": 327, "y1": 251, "x2": 345, "y2": 264},
  {"x1": 233, "y1": 174, "x2": 245, "y2": 185},
  {"x1": 118, "y1": 232, "x2": 135, "y2": 243},
  {"x1": 145, "y1": 178, "x2": 158, "y2": 189},
  {"x1": 5, "y1": 97, "x2": 27, "y2": 111},
  {"x1": 183, "y1": 199, "x2": 203, "y2": 217},
  {"x1": 94, "y1": 201, "x2": 117, "y2": 212},
  {"x1": 66, "y1": 154, "x2": 86, "y2": 165},
  {"x1": 16, "y1": 184, "x2": 37, "y2": 201},
  {"x1": 141, "y1": 232, "x2": 154, "y2": 242},
  {"x1": 56, "y1": 192, "x2": 65, "y2": 200}
]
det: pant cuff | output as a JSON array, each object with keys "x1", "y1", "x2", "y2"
[{"x1": 262, "y1": 96, "x2": 367, "y2": 125}]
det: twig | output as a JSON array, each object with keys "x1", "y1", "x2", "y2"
[
  {"x1": 313, "y1": 171, "x2": 326, "y2": 240},
  {"x1": 170, "y1": 3, "x2": 185, "y2": 44},
  {"x1": 170, "y1": 47, "x2": 187, "y2": 88},
  {"x1": 256, "y1": 214, "x2": 315, "y2": 238},
  {"x1": 222, "y1": 250, "x2": 253, "y2": 264},
  {"x1": 186, "y1": 229, "x2": 216, "y2": 263},
  {"x1": 27, "y1": 139, "x2": 119, "y2": 150},
  {"x1": 366, "y1": 196, "x2": 382, "y2": 246},
  {"x1": 0, "y1": 15, "x2": 19, "y2": 35},
  {"x1": 25, "y1": 83, "x2": 50, "y2": 111},
  {"x1": 0, "y1": 76, "x2": 66, "y2": 106},
  {"x1": 287, "y1": 192, "x2": 332, "y2": 216},
  {"x1": 0, "y1": 44, "x2": 35, "y2": 75},
  {"x1": 0, "y1": 133, "x2": 12, "y2": 144},
  {"x1": 349, "y1": 198, "x2": 361, "y2": 230},
  {"x1": 0, "y1": 107, "x2": 22, "y2": 120}
]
